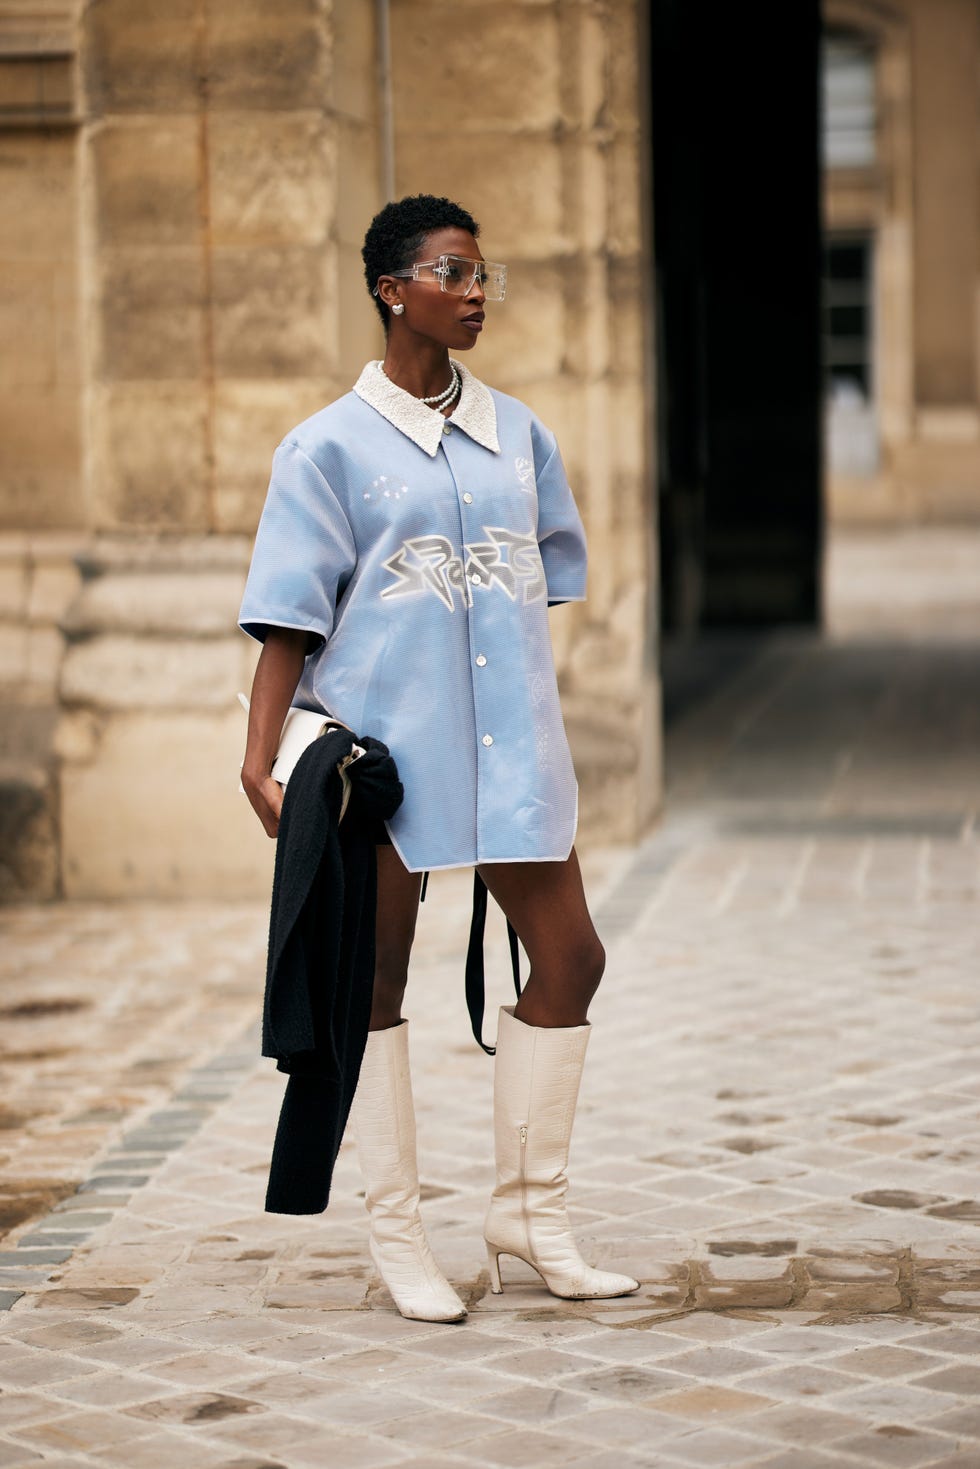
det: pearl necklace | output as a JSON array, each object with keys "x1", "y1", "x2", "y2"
[{"x1": 381, "y1": 362, "x2": 460, "y2": 411}]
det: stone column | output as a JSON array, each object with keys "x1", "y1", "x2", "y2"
[
  {"x1": 390, "y1": 0, "x2": 661, "y2": 846},
  {"x1": 58, "y1": 0, "x2": 382, "y2": 896},
  {"x1": 899, "y1": 0, "x2": 980, "y2": 515}
]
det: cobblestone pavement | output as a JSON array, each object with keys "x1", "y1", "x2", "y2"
[{"x1": 2, "y1": 550, "x2": 980, "y2": 1466}]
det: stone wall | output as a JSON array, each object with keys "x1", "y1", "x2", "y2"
[
  {"x1": 1, "y1": 0, "x2": 659, "y2": 898},
  {"x1": 47, "y1": 0, "x2": 385, "y2": 898},
  {"x1": 824, "y1": 0, "x2": 980, "y2": 525}
]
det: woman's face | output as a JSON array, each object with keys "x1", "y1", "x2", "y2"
[{"x1": 381, "y1": 226, "x2": 487, "y2": 352}]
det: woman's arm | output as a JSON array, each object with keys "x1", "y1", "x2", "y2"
[{"x1": 241, "y1": 627, "x2": 312, "y2": 838}]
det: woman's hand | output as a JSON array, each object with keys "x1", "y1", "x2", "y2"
[
  {"x1": 241, "y1": 627, "x2": 311, "y2": 837},
  {"x1": 242, "y1": 770, "x2": 285, "y2": 838}
]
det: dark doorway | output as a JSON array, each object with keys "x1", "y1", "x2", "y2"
[{"x1": 650, "y1": 0, "x2": 823, "y2": 635}]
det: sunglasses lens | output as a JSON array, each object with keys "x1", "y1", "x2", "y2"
[
  {"x1": 438, "y1": 257, "x2": 508, "y2": 300},
  {"x1": 482, "y1": 262, "x2": 507, "y2": 301}
]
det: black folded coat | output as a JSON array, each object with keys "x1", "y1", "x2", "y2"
[{"x1": 262, "y1": 727, "x2": 403, "y2": 1215}]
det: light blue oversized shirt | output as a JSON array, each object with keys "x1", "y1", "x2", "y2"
[{"x1": 239, "y1": 361, "x2": 587, "y2": 872}]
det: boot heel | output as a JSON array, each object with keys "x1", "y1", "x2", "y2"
[{"x1": 486, "y1": 1244, "x2": 503, "y2": 1294}]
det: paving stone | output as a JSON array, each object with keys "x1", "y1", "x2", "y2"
[
  {"x1": 0, "y1": 1441, "x2": 45, "y2": 1466},
  {"x1": 652, "y1": 1385, "x2": 776, "y2": 1419},
  {"x1": 376, "y1": 1405, "x2": 511, "y2": 1452},
  {"x1": 0, "y1": 1251, "x2": 72, "y2": 1267},
  {"x1": 744, "y1": 1402, "x2": 867, "y2": 1445},
  {"x1": 2, "y1": 607, "x2": 980, "y2": 1465},
  {"x1": 910, "y1": 1363, "x2": 980, "y2": 1396},
  {"x1": 830, "y1": 1426, "x2": 958, "y2": 1467},
  {"x1": 823, "y1": 1345, "x2": 945, "y2": 1379},
  {"x1": 478, "y1": 1428, "x2": 600, "y2": 1466},
  {"x1": 920, "y1": 1404, "x2": 980, "y2": 1438},
  {"x1": 747, "y1": 1363, "x2": 868, "y2": 1401},
  {"x1": 649, "y1": 1425, "x2": 773, "y2": 1464},
  {"x1": 77, "y1": 1175, "x2": 149, "y2": 1192},
  {"x1": 571, "y1": 1365, "x2": 690, "y2": 1403},
  {"x1": 15, "y1": 1234, "x2": 90, "y2": 1249}
]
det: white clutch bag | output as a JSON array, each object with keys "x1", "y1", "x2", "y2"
[{"x1": 238, "y1": 693, "x2": 361, "y2": 789}]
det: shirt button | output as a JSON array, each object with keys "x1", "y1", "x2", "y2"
[
  {"x1": 442, "y1": 422, "x2": 453, "y2": 435},
  {"x1": 475, "y1": 654, "x2": 487, "y2": 667},
  {"x1": 482, "y1": 734, "x2": 494, "y2": 747},
  {"x1": 469, "y1": 572, "x2": 482, "y2": 585},
  {"x1": 463, "y1": 492, "x2": 473, "y2": 504}
]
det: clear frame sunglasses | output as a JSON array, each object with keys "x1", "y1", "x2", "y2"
[{"x1": 374, "y1": 254, "x2": 508, "y2": 302}]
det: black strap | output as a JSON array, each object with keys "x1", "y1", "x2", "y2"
[
  {"x1": 419, "y1": 871, "x2": 429, "y2": 903},
  {"x1": 465, "y1": 872, "x2": 522, "y2": 1054}
]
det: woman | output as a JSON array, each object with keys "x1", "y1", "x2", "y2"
[{"x1": 239, "y1": 194, "x2": 638, "y2": 1323}]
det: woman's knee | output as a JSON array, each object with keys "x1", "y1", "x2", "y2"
[
  {"x1": 540, "y1": 930, "x2": 604, "y2": 997},
  {"x1": 579, "y1": 934, "x2": 606, "y2": 998}
]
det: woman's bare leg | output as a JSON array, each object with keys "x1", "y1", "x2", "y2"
[
  {"x1": 370, "y1": 845, "x2": 423, "y2": 1031},
  {"x1": 476, "y1": 849, "x2": 605, "y2": 1028}
]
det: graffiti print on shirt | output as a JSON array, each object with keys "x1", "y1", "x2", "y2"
[
  {"x1": 380, "y1": 527, "x2": 547, "y2": 610},
  {"x1": 515, "y1": 456, "x2": 536, "y2": 492}
]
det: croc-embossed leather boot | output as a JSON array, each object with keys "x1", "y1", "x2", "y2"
[
  {"x1": 484, "y1": 1006, "x2": 640, "y2": 1300},
  {"x1": 352, "y1": 1022, "x2": 466, "y2": 1323}
]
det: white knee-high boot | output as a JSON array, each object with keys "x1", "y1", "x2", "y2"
[
  {"x1": 484, "y1": 1006, "x2": 640, "y2": 1300},
  {"x1": 352, "y1": 1021, "x2": 466, "y2": 1323}
]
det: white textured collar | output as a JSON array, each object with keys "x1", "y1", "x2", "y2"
[{"x1": 353, "y1": 360, "x2": 500, "y2": 456}]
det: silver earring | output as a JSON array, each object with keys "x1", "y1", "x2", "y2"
[{"x1": 391, "y1": 303, "x2": 405, "y2": 316}]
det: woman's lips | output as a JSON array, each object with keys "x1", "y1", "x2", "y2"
[{"x1": 461, "y1": 315, "x2": 484, "y2": 332}]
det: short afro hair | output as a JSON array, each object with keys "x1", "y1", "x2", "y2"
[{"x1": 362, "y1": 194, "x2": 480, "y2": 328}]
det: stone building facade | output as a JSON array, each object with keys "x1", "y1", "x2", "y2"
[
  {"x1": 0, "y1": 0, "x2": 658, "y2": 898},
  {"x1": 823, "y1": 0, "x2": 980, "y2": 524},
  {"x1": 3, "y1": 0, "x2": 979, "y2": 900}
]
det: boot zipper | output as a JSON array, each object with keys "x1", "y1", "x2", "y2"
[{"x1": 519, "y1": 1124, "x2": 529, "y2": 1249}]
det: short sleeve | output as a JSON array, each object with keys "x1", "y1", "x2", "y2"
[
  {"x1": 533, "y1": 429, "x2": 588, "y2": 605},
  {"x1": 238, "y1": 440, "x2": 357, "y2": 647}
]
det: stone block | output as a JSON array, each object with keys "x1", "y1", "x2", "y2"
[
  {"x1": 206, "y1": 0, "x2": 331, "y2": 111},
  {"x1": 25, "y1": 626, "x2": 64, "y2": 690},
  {"x1": 27, "y1": 559, "x2": 83, "y2": 625},
  {"x1": 607, "y1": 376, "x2": 650, "y2": 489},
  {"x1": 212, "y1": 378, "x2": 342, "y2": 533},
  {"x1": 90, "y1": 118, "x2": 201, "y2": 250},
  {"x1": 574, "y1": 143, "x2": 612, "y2": 256},
  {"x1": 60, "y1": 633, "x2": 241, "y2": 711},
  {"x1": 0, "y1": 622, "x2": 27, "y2": 682},
  {"x1": 97, "y1": 248, "x2": 205, "y2": 382},
  {"x1": 608, "y1": 259, "x2": 646, "y2": 382},
  {"x1": 336, "y1": 241, "x2": 384, "y2": 383},
  {"x1": 472, "y1": 265, "x2": 565, "y2": 387},
  {"x1": 607, "y1": 3, "x2": 643, "y2": 135},
  {"x1": 395, "y1": 135, "x2": 566, "y2": 260},
  {"x1": 800, "y1": 1282, "x2": 904, "y2": 1313},
  {"x1": 60, "y1": 708, "x2": 275, "y2": 897},
  {"x1": 0, "y1": 391, "x2": 84, "y2": 531},
  {"x1": 608, "y1": 134, "x2": 644, "y2": 257},
  {"x1": 89, "y1": 383, "x2": 209, "y2": 531},
  {"x1": 392, "y1": 4, "x2": 560, "y2": 133},
  {"x1": 0, "y1": 557, "x2": 28, "y2": 620},
  {"x1": 0, "y1": 132, "x2": 76, "y2": 257},
  {"x1": 694, "y1": 1272, "x2": 796, "y2": 1310},
  {"x1": 335, "y1": 118, "x2": 379, "y2": 251},
  {"x1": 53, "y1": 710, "x2": 104, "y2": 763},
  {"x1": 333, "y1": 0, "x2": 376, "y2": 123},
  {"x1": 211, "y1": 245, "x2": 337, "y2": 379},
  {"x1": 0, "y1": 769, "x2": 59, "y2": 900},
  {"x1": 209, "y1": 111, "x2": 335, "y2": 249},
  {"x1": 0, "y1": 262, "x2": 61, "y2": 391},
  {"x1": 63, "y1": 569, "x2": 245, "y2": 638},
  {"x1": 83, "y1": 0, "x2": 201, "y2": 112}
]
